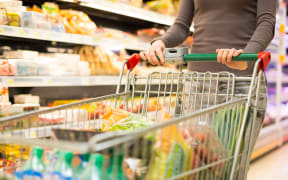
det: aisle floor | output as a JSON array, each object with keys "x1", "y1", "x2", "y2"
[{"x1": 248, "y1": 144, "x2": 288, "y2": 180}]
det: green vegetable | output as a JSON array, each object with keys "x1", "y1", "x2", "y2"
[{"x1": 109, "y1": 114, "x2": 153, "y2": 131}]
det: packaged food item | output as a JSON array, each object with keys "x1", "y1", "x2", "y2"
[
  {"x1": 75, "y1": 46, "x2": 121, "y2": 75},
  {"x1": 136, "y1": 28, "x2": 165, "y2": 42},
  {"x1": 14, "y1": 147, "x2": 46, "y2": 180},
  {"x1": 0, "y1": 1, "x2": 22, "y2": 27},
  {"x1": 14, "y1": 94, "x2": 40, "y2": 104},
  {"x1": 145, "y1": 111, "x2": 192, "y2": 180},
  {"x1": 60, "y1": 10, "x2": 97, "y2": 35},
  {"x1": 144, "y1": 0, "x2": 176, "y2": 16},
  {"x1": 101, "y1": 108, "x2": 153, "y2": 131},
  {"x1": 42, "y1": 2, "x2": 60, "y2": 23},
  {"x1": 3, "y1": 50, "x2": 39, "y2": 60},
  {"x1": 181, "y1": 117, "x2": 228, "y2": 176},
  {"x1": 39, "y1": 109, "x2": 88, "y2": 125},
  {"x1": 21, "y1": 11, "x2": 51, "y2": 30},
  {"x1": 0, "y1": 83, "x2": 10, "y2": 106},
  {"x1": 8, "y1": 59, "x2": 38, "y2": 76}
]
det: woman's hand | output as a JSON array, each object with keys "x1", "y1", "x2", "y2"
[
  {"x1": 140, "y1": 40, "x2": 166, "y2": 66},
  {"x1": 216, "y1": 48, "x2": 248, "y2": 70}
]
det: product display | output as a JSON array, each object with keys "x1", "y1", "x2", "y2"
[{"x1": 0, "y1": 0, "x2": 286, "y2": 179}]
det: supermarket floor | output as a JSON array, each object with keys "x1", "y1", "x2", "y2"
[{"x1": 248, "y1": 144, "x2": 288, "y2": 180}]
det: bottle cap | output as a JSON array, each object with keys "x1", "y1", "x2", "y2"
[
  {"x1": 63, "y1": 151, "x2": 74, "y2": 162},
  {"x1": 91, "y1": 154, "x2": 104, "y2": 167},
  {"x1": 32, "y1": 147, "x2": 44, "y2": 159}
]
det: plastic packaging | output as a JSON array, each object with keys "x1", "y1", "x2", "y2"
[
  {"x1": 107, "y1": 152, "x2": 128, "y2": 180},
  {"x1": 0, "y1": 1, "x2": 22, "y2": 27},
  {"x1": 78, "y1": 154, "x2": 107, "y2": 180},
  {"x1": 145, "y1": 111, "x2": 192, "y2": 180},
  {"x1": 3, "y1": 50, "x2": 39, "y2": 59},
  {"x1": 15, "y1": 147, "x2": 46, "y2": 180},
  {"x1": 9, "y1": 59, "x2": 38, "y2": 76},
  {"x1": 51, "y1": 151, "x2": 74, "y2": 180},
  {"x1": 22, "y1": 11, "x2": 51, "y2": 30}
]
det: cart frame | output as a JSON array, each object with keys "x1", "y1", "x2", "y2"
[{"x1": 0, "y1": 50, "x2": 270, "y2": 180}]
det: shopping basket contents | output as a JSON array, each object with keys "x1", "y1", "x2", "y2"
[{"x1": 0, "y1": 48, "x2": 270, "y2": 180}]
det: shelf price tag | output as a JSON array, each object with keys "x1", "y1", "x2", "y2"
[
  {"x1": 18, "y1": 29, "x2": 24, "y2": 36},
  {"x1": 34, "y1": 31, "x2": 40, "y2": 38},
  {"x1": 30, "y1": 131, "x2": 37, "y2": 138},
  {"x1": 6, "y1": 79, "x2": 14, "y2": 86},
  {"x1": 47, "y1": 78, "x2": 52, "y2": 85},
  {"x1": 83, "y1": 79, "x2": 89, "y2": 85},
  {"x1": 0, "y1": 28, "x2": 3, "y2": 33},
  {"x1": 93, "y1": 35, "x2": 102, "y2": 44}
]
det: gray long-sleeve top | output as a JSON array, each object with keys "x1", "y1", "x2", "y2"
[{"x1": 159, "y1": 0, "x2": 276, "y2": 75}]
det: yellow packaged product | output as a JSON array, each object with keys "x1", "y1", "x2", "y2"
[{"x1": 145, "y1": 111, "x2": 192, "y2": 180}]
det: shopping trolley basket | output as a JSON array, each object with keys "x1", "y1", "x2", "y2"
[{"x1": 0, "y1": 47, "x2": 270, "y2": 180}]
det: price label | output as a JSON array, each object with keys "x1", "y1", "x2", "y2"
[
  {"x1": 83, "y1": 79, "x2": 89, "y2": 85},
  {"x1": 6, "y1": 79, "x2": 14, "y2": 86},
  {"x1": 0, "y1": 28, "x2": 3, "y2": 33},
  {"x1": 18, "y1": 29, "x2": 24, "y2": 36},
  {"x1": 34, "y1": 31, "x2": 40, "y2": 38},
  {"x1": 93, "y1": 36, "x2": 102, "y2": 43},
  {"x1": 122, "y1": 40, "x2": 129, "y2": 46},
  {"x1": 280, "y1": 54, "x2": 285, "y2": 65},
  {"x1": 30, "y1": 131, "x2": 37, "y2": 138},
  {"x1": 47, "y1": 79, "x2": 52, "y2": 85}
]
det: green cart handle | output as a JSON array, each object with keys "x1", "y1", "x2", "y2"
[
  {"x1": 126, "y1": 51, "x2": 270, "y2": 72},
  {"x1": 184, "y1": 53, "x2": 259, "y2": 61}
]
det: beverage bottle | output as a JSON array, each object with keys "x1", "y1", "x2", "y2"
[
  {"x1": 74, "y1": 153, "x2": 90, "y2": 175},
  {"x1": 52, "y1": 151, "x2": 74, "y2": 180},
  {"x1": 14, "y1": 147, "x2": 46, "y2": 180},
  {"x1": 78, "y1": 153, "x2": 106, "y2": 180},
  {"x1": 107, "y1": 152, "x2": 128, "y2": 180}
]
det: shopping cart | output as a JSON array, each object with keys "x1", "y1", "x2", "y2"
[{"x1": 0, "y1": 47, "x2": 270, "y2": 180}]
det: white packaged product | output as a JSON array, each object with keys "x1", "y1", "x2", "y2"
[
  {"x1": 21, "y1": 11, "x2": 51, "y2": 30},
  {"x1": 3, "y1": 50, "x2": 39, "y2": 59},
  {"x1": 9, "y1": 59, "x2": 38, "y2": 76}
]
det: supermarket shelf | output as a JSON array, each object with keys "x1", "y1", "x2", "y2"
[
  {"x1": 62, "y1": 0, "x2": 194, "y2": 32},
  {"x1": 267, "y1": 79, "x2": 288, "y2": 86},
  {"x1": 0, "y1": 76, "x2": 120, "y2": 87},
  {"x1": 0, "y1": 75, "x2": 173, "y2": 87},
  {"x1": 252, "y1": 119, "x2": 288, "y2": 160},
  {"x1": 0, "y1": 25, "x2": 149, "y2": 51}
]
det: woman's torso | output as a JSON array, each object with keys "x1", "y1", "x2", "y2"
[{"x1": 189, "y1": 0, "x2": 258, "y2": 75}]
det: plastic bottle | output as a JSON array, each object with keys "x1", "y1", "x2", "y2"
[
  {"x1": 74, "y1": 153, "x2": 90, "y2": 175},
  {"x1": 52, "y1": 151, "x2": 74, "y2": 180},
  {"x1": 107, "y1": 152, "x2": 128, "y2": 180},
  {"x1": 78, "y1": 153, "x2": 106, "y2": 180},
  {"x1": 14, "y1": 147, "x2": 46, "y2": 180}
]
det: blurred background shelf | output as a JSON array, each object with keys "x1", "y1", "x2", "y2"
[
  {"x1": 0, "y1": 25, "x2": 149, "y2": 51},
  {"x1": 0, "y1": 76, "x2": 121, "y2": 87}
]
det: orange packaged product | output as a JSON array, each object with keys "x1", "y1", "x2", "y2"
[{"x1": 60, "y1": 10, "x2": 97, "y2": 35}]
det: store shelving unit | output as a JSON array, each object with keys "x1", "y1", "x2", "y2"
[
  {"x1": 58, "y1": 0, "x2": 194, "y2": 31},
  {"x1": 0, "y1": 25, "x2": 149, "y2": 51},
  {"x1": 0, "y1": 0, "x2": 183, "y2": 102},
  {"x1": 251, "y1": 1, "x2": 288, "y2": 160}
]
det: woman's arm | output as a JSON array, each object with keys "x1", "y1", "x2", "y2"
[
  {"x1": 217, "y1": 0, "x2": 276, "y2": 70},
  {"x1": 141, "y1": 0, "x2": 194, "y2": 65},
  {"x1": 243, "y1": 0, "x2": 276, "y2": 53},
  {"x1": 158, "y1": 0, "x2": 195, "y2": 47}
]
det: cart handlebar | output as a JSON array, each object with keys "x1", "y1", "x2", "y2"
[
  {"x1": 126, "y1": 49, "x2": 270, "y2": 72},
  {"x1": 184, "y1": 53, "x2": 258, "y2": 61}
]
